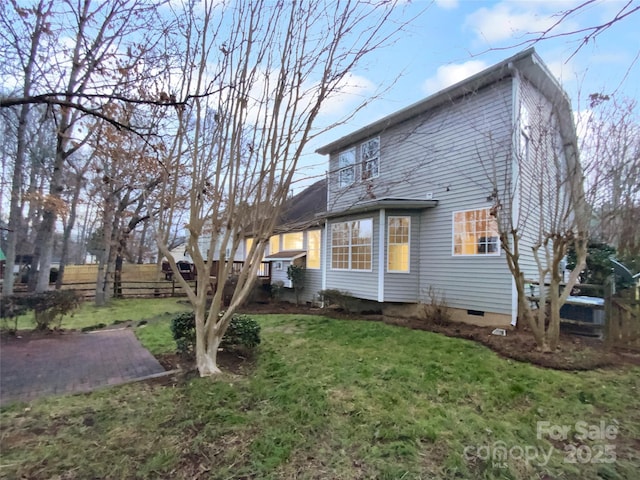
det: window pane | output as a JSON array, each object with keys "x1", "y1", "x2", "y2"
[
  {"x1": 388, "y1": 217, "x2": 409, "y2": 271},
  {"x1": 361, "y1": 138, "x2": 379, "y2": 180},
  {"x1": 269, "y1": 235, "x2": 280, "y2": 255},
  {"x1": 307, "y1": 230, "x2": 321, "y2": 269},
  {"x1": 283, "y1": 232, "x2": 303, "y2": 250},
  {"x1": 452, "y1": 209, "x2": 499, "y2": 256}
]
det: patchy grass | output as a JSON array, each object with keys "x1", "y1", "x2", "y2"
[
  {"x1": 1, "y1": 314, "x2": 638, "y2": 479},
  {"x1": 4, "y1": 297, "x2": 191, "y2": 332}
]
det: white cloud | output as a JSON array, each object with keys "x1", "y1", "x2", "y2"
[
  {"x1": 434, "y1": 0, "x2": 458, "y2": 10},
  {"x1": 422, "y1": 60, "x2": 488, "y2": 94},
  {"x1": 464, "y1": 3, "x2": 557, "y2": 44},
  {"x1": 463, "y1": 1, "x2": 584, "y2": 48},
  {"x1": 318, "y1": 73, "x2": 376, "y2": 117}
]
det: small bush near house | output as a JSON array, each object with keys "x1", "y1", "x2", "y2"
[
  {"x1": 421, "y1": 286, "x2": 451, "y2": 325},
  {"x1": 270, "y1": 280, "x2": 285, "y2": 302},
  {"x1": 319, "y1": 289, "x2": 360, "y2": 314},
  {"x1": 170, "y1": 312, "x2": 261, "y2": 356}
]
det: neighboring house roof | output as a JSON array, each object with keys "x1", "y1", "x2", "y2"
[
  {"x1": 316, "y1": 48, "x2": 573, "y2": 156},
  {"x1": 275, "y1": 178, "x2": 327, "y2": 232},
  {"x1": 264, "y1": 250, "x2": 307, "y2": 261}
]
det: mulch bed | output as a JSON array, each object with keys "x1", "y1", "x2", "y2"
[{"x1": 239, "y1": 302, "x2": 640, "y2": 371}]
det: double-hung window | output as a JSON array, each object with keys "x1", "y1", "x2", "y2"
[
  {"x1": 307, "y1": 230, "x2": 321, "y2": 269},
  {"x1": 361, "y1": 137, "x2": 380, "y2": 180},
  {"x1": 338, "y1": 149, "x2": 356, "y2": 188},
  {"x1": 388, "y1": 216, "x2": 410, "y2": 272},
  {"x1": 453, "y1": 208, "x2": 499, "y2": 255},
  {"x1": 331, "y1": 219, "x2": 372, "y2": 270}
]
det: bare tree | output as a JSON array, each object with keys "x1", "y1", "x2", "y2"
[
  {"x1": 485, "y1": 89, "x2": 589, "y2": 352},
  {"x1": 155, "y1": 0, "x2": 412, "y2": 376},
  {"x1": 580, "y1": 94, "x2": 640, "y2": 261}
]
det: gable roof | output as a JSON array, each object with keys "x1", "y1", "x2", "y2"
[
  {"x1": 316, "y1": 48, "x2": 572, "y2": 156},
  {"x1": 274, "y1": 178, "x2": 327, "y2": 232}
]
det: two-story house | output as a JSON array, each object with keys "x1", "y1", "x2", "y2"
[{"x1": 259, "y1": 48, "x2": 579, "y2": 327}]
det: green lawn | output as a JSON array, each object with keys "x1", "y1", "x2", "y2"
[
  {"x1": 3, "y1": 297, "x2": 191, "y2": 331},
  {"x1": 1, "y1": 310, "x2": 638, "y2": 479}
]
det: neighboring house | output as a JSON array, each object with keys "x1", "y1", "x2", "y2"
[
  {"x1": 273, "y1": 48, "x2": 576, "y2": 327},
  {"x1": 261, "y1": 179, "x2": 326, "y2": 302}
]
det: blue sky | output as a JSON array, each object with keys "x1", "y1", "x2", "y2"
[{"x1": 296, "y1": 0, "x2": 640, "y2": 188}]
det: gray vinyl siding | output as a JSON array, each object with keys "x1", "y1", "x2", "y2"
[
  {"x1": 383, "y1": 211, "x2": 421, "y2": 302},
  {"x1": 326, "y1": 79, "x2": 516, "y2": 315},
  {"x1": 325, "y1": 213, "x2": 379, "y2": 301},
  {"x1": 271, "y1": 263, "x2": 290, "y2": 287},
  {"x1": 515, "y1": 77, "x2": 564, "y2": 283},
  {"x1": 280, "y1": 268, "x2": 322, "y2": 304}
]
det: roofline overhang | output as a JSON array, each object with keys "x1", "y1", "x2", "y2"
[{"x1": 318, "y1": 198, "x2": 438, "y2": 219}]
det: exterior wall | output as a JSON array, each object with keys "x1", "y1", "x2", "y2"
[
  {"x1": 513, "y1": 76, "x2": 565, "y2": 283},
  {"x1": 270, "y1": 229, "x2": 324, "y2": 305},
  {"x1": 326, "y1": 79, "x2": 516, "y2": 316},
  {"x1": 325, "y1": 213, "x2": 380, "y2": 301}
]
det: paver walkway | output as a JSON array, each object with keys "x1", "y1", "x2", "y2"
[{"x1": 0, "y1": 328, "x2": 168, "y2": 406}]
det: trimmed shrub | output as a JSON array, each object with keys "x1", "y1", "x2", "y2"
[
  {"x1": 0, "y1": 290, "x2": 82, "y2": 331},
  {"x1": 319, "y1": 289, "x2": 359, "y2": 314},
  {"x1": 170, "y1": 312, "x2": 261, "y2": 356}
]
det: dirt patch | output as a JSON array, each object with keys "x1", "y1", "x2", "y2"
[{"x1": 156, "y1": 349, "x2": 257, "y2": 376}]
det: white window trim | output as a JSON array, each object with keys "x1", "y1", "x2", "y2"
[
  {"x1": 451, "y1": 208, "x2": 500, "y2": 257},
  {"x1": 387, "y1": 215, "x2": 411, "y2": 273},
  {"x1": 338, "y1": 148, "x2": 356, "y2": 188},
  {"x1": 361, "y1": 137, "x2": 380, "y2": 180},
  {"x1": 330, "y1": 218, "x2": 374, "y2": 272}
]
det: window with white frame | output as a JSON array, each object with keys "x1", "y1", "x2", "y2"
[
  {"x1": 452, "y1": 209, "x2": 499, "y2": 256},
  {"x1": 269, "y1": 235, "x2": 280, "y2": 255},
  {"x1": 338, "y1": 149, "x2": 356, "y2": 188},
  {"x1": 307, "y1": 229, "x2": 321, "y2": 269},
  {"x1": 388, "y1": 216, "x2": 410, "y2": 272},
  {"x1": 361, "y1": 137, "x2": 380, "y2": 180},
  {"x1": 282, "y1": 232, "x2": 303, "y2": 250},
  {"x1": 331, "y1": 219, "x2": 372, "y2": 270}
]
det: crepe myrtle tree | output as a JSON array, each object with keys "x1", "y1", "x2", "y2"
[
  {"x1": 155, "y1": 0, "x2": 413, "y2": 376},
  {"x1": 483, "y1": 91, "x2": 589, "y2": 352}
]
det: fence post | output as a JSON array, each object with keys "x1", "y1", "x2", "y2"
[
  {"x1": 172, "y1": 279, "x2": 175, "y2": 297},
  {"x1": 604, "y1": 274, "x2": 613, "y2": 350}
]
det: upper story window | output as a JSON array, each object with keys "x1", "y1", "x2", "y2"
[
  {"x1": 331, "y1": 219, "x2": 372, "y2": 271},
  {"x1": 452, "y1": 208, "x2": 499, "y2": 256},
  {"x1": 388, "y1": 216, "x2": 410, "y2": 272},
  {"x1": 307, "y1": 229, "x2": 321, "y2": 269},
  {"x1": 338, "y1": 149, "x2": 356, "y2": 188},
  {"x1": 361, "y1": 137, "x2": 380, "y2": 180}
]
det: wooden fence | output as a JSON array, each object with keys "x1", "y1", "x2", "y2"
[
  {"x1": 525, "y1": 279, "x2": 640, "y2": 350},
  {"x1": 605, "y1": 285, "x2": 640, "y2": 351}
]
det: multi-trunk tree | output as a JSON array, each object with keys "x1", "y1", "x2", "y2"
[{"x1": 155, "y1": 0, "x2": 411, "y2": 376}]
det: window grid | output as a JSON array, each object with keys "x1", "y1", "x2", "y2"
[
  {"x1": 338, "y1": 149, "x2": 356, "y2": 188},
  {"x1": 388, "y1": 216, "x2": 410, "y2": 272},
  {"x1": 331, "y1": 219, "x2": 372, "y2": 270},
  {"x1": 361, "y1": 137, "x2": 380, "y2": 180},
  {"x1": 452, "y1": 209, "x2": 499, "y2": 256}
]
